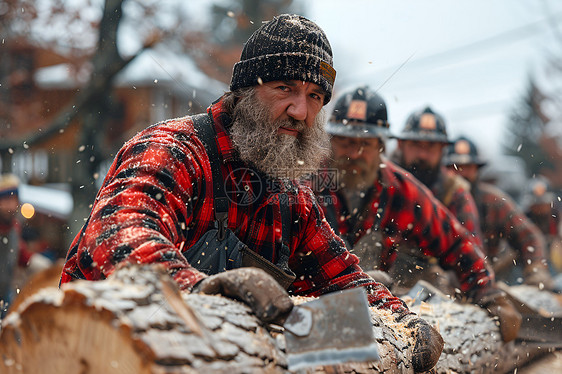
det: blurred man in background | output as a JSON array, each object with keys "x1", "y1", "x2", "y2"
[
  {"x1": 521, "y1": 176, "x2": 562, "y2": 276},
  {"x1": 393, "y1": 107, "x2": 482, "y2": 245},
  {"x1": 444, "y1": 136, "x2": 553, "y2": 289},
  {"x1": 0, "y1": 174, "x2": 52, "y2": 317}
]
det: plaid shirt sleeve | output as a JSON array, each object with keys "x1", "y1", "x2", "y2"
[
  {"x1": 381, "y1": 163, "x2": 494, "y2": 298},
  {"x1": 478, "y1": 183, "x2": 546, "y2": 264},
  {"x1": 446, "y1": 186, "x2": 484, "y2": 247},
  {"x1": 290, "y1": 187, "x2": 410, "y2": 314},
  {"x1": 61, "y1": 117, "x2": 209, "y2": 290}
]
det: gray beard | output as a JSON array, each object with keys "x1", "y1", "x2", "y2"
[
  {"x1": 329, "y1": 158, "x2": 378, "y2": 191},
  {"x1": 229, "y1": 89, "x2": 330, "y2": 180}
]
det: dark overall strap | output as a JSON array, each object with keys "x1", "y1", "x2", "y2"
[
  {"x1": 277, "y1": 193, "x2": 295, "y2": 277},
  {"x1": 349, "y1": 186, "x2": 376, "y2": 239},
  {"x1": 320, "y1": 188, "x2": 378, "y2": 250},
  {"x1": 192, "y1": 113, "x2": 229, "y2": 240},
  {"x1": 320, "y1": 190, "x2": 340, "y2": 234}
]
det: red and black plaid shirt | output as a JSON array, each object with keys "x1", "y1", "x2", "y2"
[
  {"x1": 61, "y1": 97, "x2": 409, "y2": 314},
  {"x1": 473, "y1": 182, "x2": 546, "y2": 264},
  {"x1": 316, "y1": 159, "x2": 494, "y2": 298},
  {"x1": 431, "y1": 168, "x2": 483, "y2": 247},
  {"x1": 526, "y1": 207, "x2": 560, "y2": 237}
]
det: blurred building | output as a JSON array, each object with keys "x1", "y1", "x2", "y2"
[
  {"x1": 1, "y1": 39, "x2": 226, "y2": 248},
  {"x1": 1, "y1": 39, "x2": 226, "y2": 183}
]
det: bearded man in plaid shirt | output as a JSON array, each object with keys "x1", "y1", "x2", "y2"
[
  {"x1": 444, "y1": 137, "x2": 553, "y2": 289},
  {"x1": 393, "y1": 107, "x2": 482, "y2": 245}
]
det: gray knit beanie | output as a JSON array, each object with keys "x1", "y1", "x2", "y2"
[{"x1": 230, "y1": 14, "x2": 336, "y2": 104}]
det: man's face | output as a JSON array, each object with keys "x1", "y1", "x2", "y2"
[
  {"x1": 398, "y1": 139, "x2": 447, "y2": 186},
  {"x1": 330, "y1": 136, "x2": 382, "y2": 189},
  {"x1": 255, "y1": 80, "x2": 326, "y2": 130},
  {"x1": 399, "y1": 140, "x2": 445, "y2": 168},
  {"x1": 447, "y1": 163, "x2": 479, "y2": 183},
  {"x1": 0, "y1": 195, "x2": 19, "y2": 222},
  {"x1": 229, "y1": 80, "x2": 330, "y2": 179}
]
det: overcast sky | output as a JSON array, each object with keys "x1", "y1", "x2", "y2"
[{"x1": 301, "y1": 0, "x2": 562, "y2": 159}]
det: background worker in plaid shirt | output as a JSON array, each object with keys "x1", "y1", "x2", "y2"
[
  {"x1": 316, "y1": 86, "x2": 521, "y2": 343},
  {"x1": 60, "y1": 14, "x2": 444, "y2": 372},
  {"x1": 522, "y1": 177, "x2": 562, "y2": 276},
  {"x1": 393, "y1": 106, "x2": 483, "y2": 245},
  {"x1": 444, "y1": 136, "x2": 553, "y2": 289}
]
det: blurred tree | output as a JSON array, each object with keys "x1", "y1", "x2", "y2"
[
  {"x1": 183, "y1": 0, "x2": 299, "y2": 84},
  {"x1": 502, "y1": 1, "x2": 562, "y2": 192},
  {"x1": 0, "y1": 0, "x2": 162, "y2": 238},
  {"x1": 503, "y1": 77, "x2": 554, "y2": 178}
]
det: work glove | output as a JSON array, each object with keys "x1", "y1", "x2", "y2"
[
  {"x1": 395, "y1": 313, "x2": 444, "y2": 373},
  {"x1": 192, "y1": 267, "x2": 293, "y2": 324},
  {"x1": 365, "y1": 269, "x2": 394, "y2": 289},
  {"x1": 524, "y1": 262, "x2": 554, "y2": 290},
  {"x1": 477, "y1": 291, "x2": 522, "y2": 342}
]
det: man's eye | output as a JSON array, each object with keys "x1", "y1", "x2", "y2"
[{"x1": 277, "y1": 85, "x2": 290, "y2": 91}]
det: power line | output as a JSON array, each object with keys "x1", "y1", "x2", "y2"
[
  {"x1": 344, "y1": 10, "x2": 562, "y2": 85},
  {"x1": 445, "y1": 99, "x2": 512, "y2": 121}
]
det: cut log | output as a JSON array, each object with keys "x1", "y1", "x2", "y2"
[
  {"x1": 0, "y1": 265, "x2": 417, "y2": 373},
  {"x1": 507, "y1": 284, "x2": 562, "y2": 316},
  {"x1": 7, "y1": 259, "x2": 65, "y2": 314},
  {"x1": 0, "y1": 265, "x2": 286, "y2": 373},
  {"x1": 2, "y1": 265, "x2": 558, "y2": 374},
  {"x1": 405, "y1": 283, "x2": 562, "y2": 374}
]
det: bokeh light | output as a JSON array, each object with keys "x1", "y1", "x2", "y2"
[{"x1": 21, "y1": 203, "x2": 35, "y2": 219}]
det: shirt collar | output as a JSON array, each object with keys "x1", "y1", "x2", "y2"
[{"x1": 207, "y1": 96, "x2": 237, "y2": 163}]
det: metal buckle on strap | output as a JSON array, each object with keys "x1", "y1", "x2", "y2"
[
  {"x1": 215, "y1": 211, "x2": 228, "y2": 241},
  {"x1": 214, "y1": 197, "x2": 229, "y2": 241}
]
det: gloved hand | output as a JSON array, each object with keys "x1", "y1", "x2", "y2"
[
  {"x1": 477, "y1": 291, "x2": 522, "y2": 342},
  {"x1": 365, "y1": 269, "x2": 394, "y2": 289},
  {"x1": 524, "y1": 263, "x2": 554, "y2": 290},
  {"x1": 396, "y1": 313, "x2": 444, "y2": 373},
  {"x1": 192, "y1": 268, "x2": 293, "y2": 324}
]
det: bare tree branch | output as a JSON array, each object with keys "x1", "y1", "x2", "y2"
[{"x1": 0, "y1": 0, "x2": 156, "y2": 152}]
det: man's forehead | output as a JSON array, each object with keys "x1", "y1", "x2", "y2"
[
  {"x1": 273, "y1": 79, "x2": 326, "y2": 93},
  {"x1": 333, "y1": 135, "x2": 380, "y2": 142},
  {"x1": 404, "y1": 139, "x2": 444, "y2": 148}
]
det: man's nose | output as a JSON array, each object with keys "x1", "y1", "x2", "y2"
[
  {"x1": 348, "y1": 143, "x2": 364, "y2": 159},
  {"x1": 416, "y1": 147, "x2": 431, "y2": 160},
  {"x1": 286, "y1": 93, "x2": 308, "y2": 123}
]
